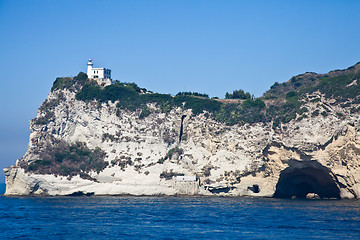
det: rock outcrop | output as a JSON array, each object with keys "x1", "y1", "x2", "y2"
[{"x1": 5, "y1": 65, "x2": 360, "y2": 198}]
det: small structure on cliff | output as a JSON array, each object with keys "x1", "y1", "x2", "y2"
[
  {"x1": 172, "y1": 176, "x2": 199, "y2": 195},
  {"x1": 87, "y1": 59, "x2": 111, "y2": 85}
]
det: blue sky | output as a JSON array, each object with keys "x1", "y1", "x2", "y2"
[{"x1": 1, "y1": 0, "x2": 360, "y2": 182}]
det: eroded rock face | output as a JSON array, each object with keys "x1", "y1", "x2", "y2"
[{"x1": 4, "y1": 88, "x2": 360, "y2": 198}]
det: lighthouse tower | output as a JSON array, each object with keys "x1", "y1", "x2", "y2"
[{"x1": 87, "y1": 59, "x2": 93, "y2": 76}]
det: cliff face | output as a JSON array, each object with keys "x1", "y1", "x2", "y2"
[{"x1": 5, "y1": 65, "x2": 360, "y2": 198}]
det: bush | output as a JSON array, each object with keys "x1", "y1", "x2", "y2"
[
  {"x1": 20, "y1": 141, "x2": 107, "y2": 181},
  {"x1": 75, "y1": 84, "x2": 102, "y2": 101},
  {"x1": 176, "y1": 92, "x2": 209, "y2": 98},
  {"x1": 285, "y1": 91, "x2": 297, "y2": 99},
  {"x1": 242, "y1": 98, "x2": 266, "y2": 109},
  {"x1": 321, "y1": 111, "x2": 328, "y2": 117},
  {"x1": 160, "y1": 170, "x2": 184, "y2": 180},
  {"x1": 51, "y1": 77, "x2": 75, "y2": 92},
  {"x1": 39, "y1": 98, "x2": 61, "y2": 111},
  {"x1": 139, "y1": 106, "x2": 151, "y2": 119},
  {"x1": 312, "y1": 110, "x2": 320, "y2": 117},
  {"x1": 73, "y1": 72, "x2": 88, "y2": 86},
  {"x1": 225, "y1": 89, "x2": 252, "y2": 99},
  {"x1": 157, "y1": 158, "x2": 165, "y2": 164},
  {"x1": 270, "y1": 82, "x2": 279, "y2": 89},
  {"x1": 33, "y1": 111, "x2": 55, "y2": 125},
  {"x1": 164, "y1": 147, "x2": 183, "y2": 160},
  {"x1": 174, "y1": 95, "x2": 222, "y2": 115}
]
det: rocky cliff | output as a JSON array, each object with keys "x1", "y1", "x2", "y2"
[{"x1": 5, "y1": 64, "x2": 360, "y2": 198}]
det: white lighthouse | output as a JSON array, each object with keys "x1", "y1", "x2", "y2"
[
  {"x1": 86, "y1": 59, "x2": 112, "y2": 85},
  {"x1": 87, "y1": 59, "x2": 93, "y2": 76}
]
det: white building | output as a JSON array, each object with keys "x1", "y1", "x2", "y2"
[
  {"x1": 172, "y1": 176, "x2": 199, "y2": 195},
  {"x1": 87, "y1": 59, "x2": 111, "y2": 81}
]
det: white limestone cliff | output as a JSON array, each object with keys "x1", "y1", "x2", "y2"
[{"x1": 4, "y1": 85, "x2": 360, "y2": 198}]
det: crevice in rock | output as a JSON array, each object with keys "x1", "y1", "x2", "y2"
[
  {"x1": 316, "y1": 131, "x2": 341, "y2": 151},
  {"x1": 273, "y1": 160, "x2": 341, "y2": 199},
  {"x1": 179, "y1": 115, "x2": 186, "y2": 143}
]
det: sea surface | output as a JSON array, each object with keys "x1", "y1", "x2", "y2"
[{"x1": 1, "y1": 183, "x2": 360, "y2": 239}]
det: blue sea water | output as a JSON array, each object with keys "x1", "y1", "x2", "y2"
[{"x1": 1, "y1": 183, "x2": 360, "y2": 239}]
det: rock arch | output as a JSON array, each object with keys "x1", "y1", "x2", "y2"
[{"x1": 273, "y1": 160, "x2": 340, "y2": 199}]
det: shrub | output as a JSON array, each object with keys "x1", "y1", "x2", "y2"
[
  {"x1": 75, "y1": 84, "x2": 102, "y2": 101},
  {"x1": 164, "y1": 147, "x2": 183, "y2": 160},
  {"x1": 176, "y1": 92, "x2": 209, "y2": 98},
  {"x1": 285, "y1": 91, "x2": 297, "y2": 99},
  {"x1": 33, "y1": 111, "x2": 55, "y2": 125},
  {"x1": 51, "y1": 77, "x2": 75, "y2": 92},
  {"x1": 242, "y1": 98, "x2": 266, "y2": 109},
  {"x1": 298, "y1": 107, "x2": 308, "y2": 115},
  {"x1": 174, "y1": 95, "x2": 222, "y2": 115},
  {"x1": 139, "y1": 106, "x2": 151, "y2": 119},
  {"x1": 102, "y1": 133, "x2": 116, "y2": 142},
  {"x1": 225, "y1": 89, "x2": 252, "y2": 99},
  {"x1": 312, "y1": 110, "x2": 320, "y2": 117},
  {"x1": 160, "y1": 169, "x2": 184, "y2": 180},
  {"x1": 270, "y1": 82, "x2": 279, "y2": 89},
  {"x1": 157, "y1": 158, "x2": 165, "y2": 164},
  {"x1": 20, "y1": 141, "x2": 107, "y2": 180},
  {"x1": 73, "y1": 72, "x2": 88, "y2": 86}
]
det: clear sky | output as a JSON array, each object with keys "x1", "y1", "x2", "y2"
[{"x1": 1, "y1": 0, "x2": 360, "y2": 182}]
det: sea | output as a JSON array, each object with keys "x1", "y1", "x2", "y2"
[{"x1": 0, "y1": 183, "x2": 360, "y2": 240}]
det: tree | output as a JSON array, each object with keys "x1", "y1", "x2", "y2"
[{"x1": 225, "y1": 89, "x2": 252, "y2": 99}]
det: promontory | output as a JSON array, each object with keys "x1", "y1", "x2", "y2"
[{"x1": 5, "y1": 61, "x2": 360, "y2": 199}]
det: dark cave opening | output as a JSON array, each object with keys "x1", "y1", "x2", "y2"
[{"x1": 273, "y1": 162, "x2": 341, "y2": 199}]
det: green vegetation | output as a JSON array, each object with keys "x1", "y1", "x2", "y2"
[
  {"x1": 33, "y1": 111, "x2": 55, "y2": 125},
  {"x1": 176, "y1": 91, "x2": 209, "y2": 98},
  {"x1": 157, "y1": 158, "x2": 165, "y2": 164},
  {"x1": 73, "y1": 78, "x2": 269, "y2": 125},
  {"x1": 261, "y1": 62, "x2": 360, "y2": 127},
  {"x1": 51, "y1": 72, "x2": 89, "y2": 92},
  {"x1": 111, "y1": 157, "x2": 133, "y2": 171},
  {"x1": 214, "y1": 98, "x2": 266, "y2": 125},
  {"x1": 102, "y1": 133, "x2": 116, "y2": 142},
  {"x1": 160, "y1": 169, "x2": 184, "y2": 180},
  {"x1": 139, "y1": 106, "x2": 151, "y2": 119},
  {"x1": 302, "y1": 72, "x2": 360, "y2": 102},
  {"x1": 39, "y1": 94, "x2": 64, "y2": 111},
  {"x1": 51, "y1": 77, "x2": 75, "y2": 92},
  {"x1": 265, "y1": 63, "x2": 360, "y2": 103},
  {"x1": 164, "y1": 147, "x2": 183, "y2": 160},
  {"x1": 75, "y1": 81, "x2": 223, "y2": 115},
  {"x1": 20, "y1": 141, "x2": 107, "y2": 181},
  {"x1": 225, "y1": 89, "x2": 252, "y2": 99},
  {"x1": 48, "y1": 62, "x2": 360, "y2": 128}
]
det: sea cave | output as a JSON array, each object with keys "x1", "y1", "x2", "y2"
[{"x1": 273, "y1": 161, "x2": 341, "y2": 199}]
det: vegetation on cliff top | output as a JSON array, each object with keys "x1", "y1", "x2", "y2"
[
  {"x1": 73, "y1": 80, "x2": 267, "y2": 125},
  {"x1": 225, "y1": 89, "x2": 252, "y2": 99},
  {"x1": 45, "y1": 62, "x2": 360, "y2": 127},
  {"x1": 262, "y1": 62, "x2": 360, "y2": 125}
]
